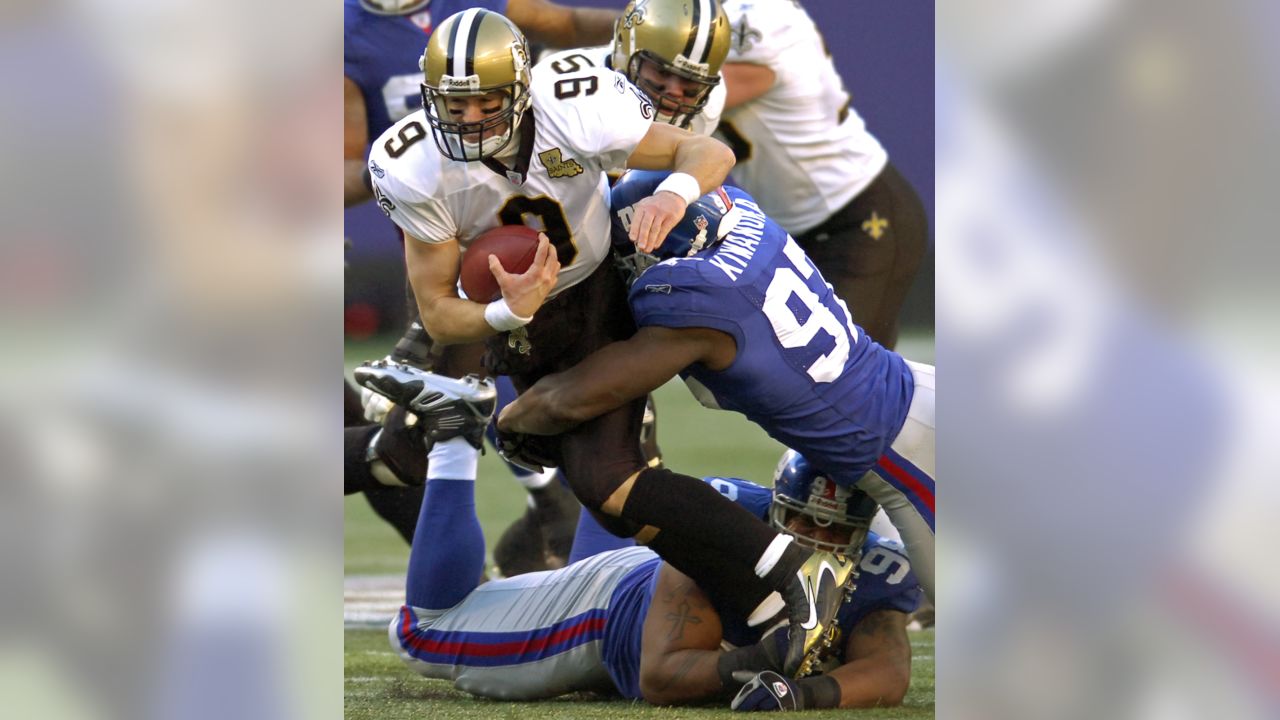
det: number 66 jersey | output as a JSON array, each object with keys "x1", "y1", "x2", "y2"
[
  {"x1": 367, "y1": 58, "x2": 656, "y2": 297},
  {"x1": 628, "y1": 188, "x2": 915, "y2": 481}
]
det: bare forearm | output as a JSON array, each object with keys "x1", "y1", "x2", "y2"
[
  {"x1": 827, "y1": 655, "x2": 911, "y2": 708},
  {"x1": 832, "y1": 610, "x2": 912, "y2": 707},
  {"x1": 500, "y1": 329, "x2": 692, "y2": 435},
  {"x1": 415, "y1": 295, "x2": 498, "y2": 346},
  {"x1": 641, "y1": 648, "x2": 725, "y2": 706},
  {"x1": 567, "y1": 7, "x2": 617, "y2": 47},
  {"x1": 673, "y1": 136, "x2": 734, "y2": 194},
  {"x1": 499, "y1": 381, "x2": 579, "y2": 435},
  {"x1": 513, "y1": 1, "x2": 615, "y2": 48}
]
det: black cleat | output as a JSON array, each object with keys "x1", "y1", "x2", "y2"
[
  {"x1": 354, "y1": 360, "x2": 496, "y2": 450},
  {"x1": 780, "y1": 550, "x2": 857, "y2": 677}
]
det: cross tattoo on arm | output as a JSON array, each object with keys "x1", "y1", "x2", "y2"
[{"x1": 664, "y1": 599, "x2": 704, "y2": 641}]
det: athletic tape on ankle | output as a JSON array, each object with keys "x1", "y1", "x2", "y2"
[{"x1": 427, "y1": 437, "x2": 479, "y2": 480}]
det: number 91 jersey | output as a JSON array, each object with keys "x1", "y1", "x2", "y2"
[
  {"x1": 627, "y1": 187, "x2": 914, "y2": 481},
  {"x1": 367, "y1": 60, "x2": 656, "y2": 297}
]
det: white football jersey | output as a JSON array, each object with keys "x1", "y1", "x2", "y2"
[
  {"x1": 541, "y1": 45, "x2": 725, "y2": 137},
  {"x1": 718, "y1": 0, "x2": 888, "y2": 235},
  {"x1": 367, "y1": 62, "x2": 656, "y2": 296}
]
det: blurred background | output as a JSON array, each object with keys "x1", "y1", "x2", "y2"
[{"x1": 0, "y1": 0, "x2": 1276, "y2": 719}]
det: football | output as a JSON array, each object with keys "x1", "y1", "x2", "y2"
[{"x1": 459, "y1": 225, "x2": 542, "y2": 303}]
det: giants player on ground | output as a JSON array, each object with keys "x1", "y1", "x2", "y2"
[{"x1": 386, "y1": 445, "x2": 921, "y2": 709}]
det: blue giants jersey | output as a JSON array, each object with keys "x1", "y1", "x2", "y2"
[
  {"x1": 600, "y1": 476, "x2": 921, "y2": 698},
  {"x1": 344, "y1": 0, "x2": 508, "y2": 142},
  {"x1": 599, "y1": 555, "x2": 662, "y2": 699},
  {"x1": 627, "y1": 188, "x2": 914, "y2": 486}
]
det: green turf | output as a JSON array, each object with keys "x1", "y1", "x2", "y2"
[{"x1": 345, "y1": 627, "x2": 934, "y2": 719}]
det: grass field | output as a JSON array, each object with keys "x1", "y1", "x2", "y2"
[
  {"x1": 344, "y1": 332, "x2": 935, "y2": 717},
  {"x1": 344, "y1": 627, "x2": 934, "y2": 720}
]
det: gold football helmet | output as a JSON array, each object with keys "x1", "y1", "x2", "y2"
[
  {"x1": 420, "y1": 9, "x2": 532, "y2": 161},
  {"x1": 612, "y1": 0, "x2": 732, "y2": 129}
]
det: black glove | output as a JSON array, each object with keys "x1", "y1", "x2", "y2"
[
  {"x1": 730, "y1": 671, "x2": 801, "y2": 711},
  {"x1": 494, "y1": 428, "x2": 562, "y2": 474},
  {"x1": 717, "y1": 623, "x2": 790, "y2": 685},
  {"x1": 729, "y1": 670, "x2": 841, "y2": 712}
]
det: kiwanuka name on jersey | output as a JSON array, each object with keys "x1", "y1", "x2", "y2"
[
  {"x1": 368, "y1": 60, "x2": 656, "y2": 297},
  {"x1": 627, "y1": 187, "x2": 914, "y2": 482}
]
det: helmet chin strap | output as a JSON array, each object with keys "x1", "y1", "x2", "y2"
[{"x1": 456, "y1": 123, "x2": 521, "y2": 162}]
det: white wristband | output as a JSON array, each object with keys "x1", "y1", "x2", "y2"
[
  {"x1": 484, "y1": 297, "x2": 533, "y2": 332},
  {"x1": 655, "y1": 172, "x2": 702, "y2": 205}
]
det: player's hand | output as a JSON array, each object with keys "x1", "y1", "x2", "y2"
[
  {"x1": 495, "y1": 427, "x2": 562, "y2": 474},
  {"x1": 490, "y1": 232, "x2": 560, "y2": 318},
  {"x1": 361, "y1": 385, "x2": 395, "y2": 424},
  {"x1": 628, "y1": 191, "x2": 688, "y2": 253},
  {"x1": 730, "y1": 670, "x2": 803, "y2": 712},
  {"x1": 749, "y1": 622, "x2": 791, "y2": 673}
]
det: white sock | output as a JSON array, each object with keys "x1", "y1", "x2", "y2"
[{"x1": 427, "y1": 438, "x2": 479, "y2": 481}]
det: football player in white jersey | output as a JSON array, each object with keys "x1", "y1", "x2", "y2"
[
  {"x1": 712, "y1": 0, "x2": 929, "y2": 349},
  {"x1": 344, "y1": 0, "x2": 618, "y2": 558},
  {"x1": 541, "y1": 0, "x2": 732, "y2": 138},
  {"x1": 367, "y1": 7, "x2": 847, "y2": 678}
]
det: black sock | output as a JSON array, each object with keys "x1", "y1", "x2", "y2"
[
  {"x1": 622, "y1": 467, "x2": 779, "y2": 560},
  {"x1": 647, "y1": 530, "x2": 774, "y2": 618},
  {"x1": 622, "y1": 467, "x2": 782, "y2": 613}
]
